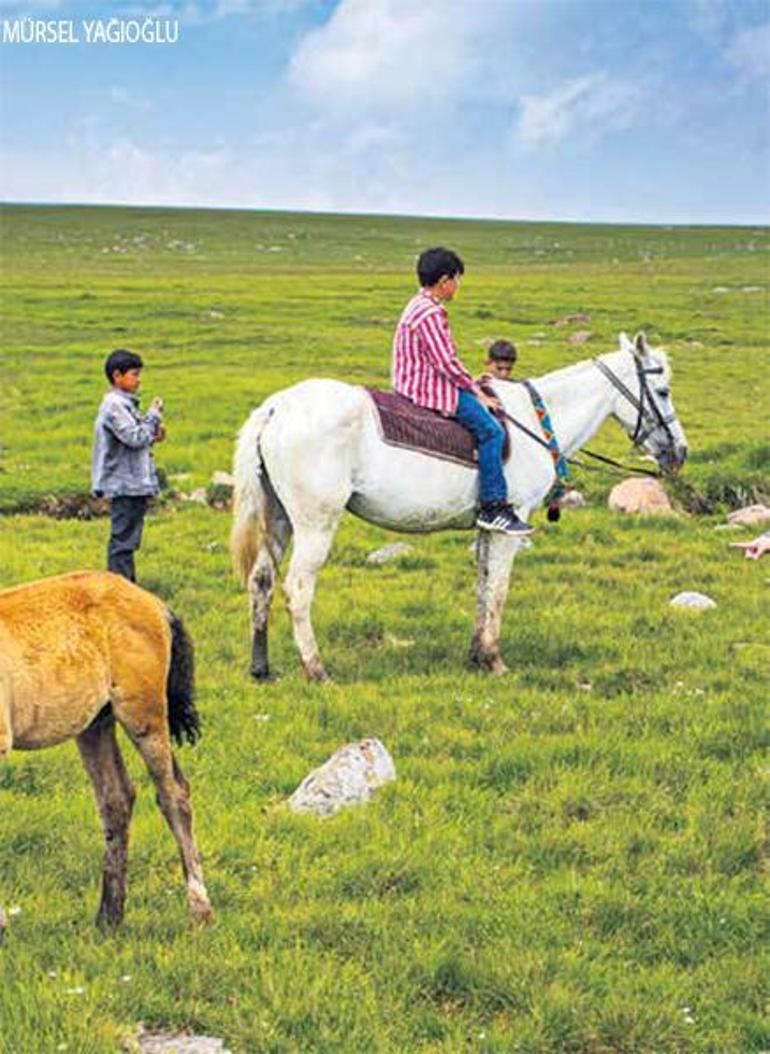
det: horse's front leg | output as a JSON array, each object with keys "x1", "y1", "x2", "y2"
[
  {"x1": 284, "y1": 522, "x2": 338, "y2": 682},
  {"x1": 469, "y1": 531, "x2": 523, "y2": 674}
]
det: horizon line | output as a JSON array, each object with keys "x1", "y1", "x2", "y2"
[{"x1": 1, "y1": 199, "x2": 768, "y2": 231}]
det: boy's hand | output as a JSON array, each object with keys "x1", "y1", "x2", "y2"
[
  {"x1": 478, "y1": 391, "x2": 502, "y2": 412},
  {"x1": 150, "y1": 396, "x2": 164, "y2": 415}
]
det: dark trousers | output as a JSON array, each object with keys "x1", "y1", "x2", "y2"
[{"x1": 108, "y1": 496, "x2": 148, "y2": 582}]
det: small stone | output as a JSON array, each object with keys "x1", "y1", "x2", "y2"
[
  {"x1": 741, "y1": 286, "x2": 761, "y2": 292},
  {"x1": 712, "y1": 286, "x2": 730, "y2": 293},
  {"x1": 559, "y1": 489, "x2": 587, "y2": 509},
  {"x1": 608, "y1": 478, "x2": 674, "y2": 515},
  {"x1": 670, "y1": 591, "x2": 717, "y2": 610},
  {"x1": 211, "y1": 470, "x2": 235, "y2": 488},
  {"x1": 288, "y1": 739, "x2": 396, "y2": 817},
  {"x1": 568, "y1": 330, "x2": 593, "y2": 344},
  {"x1": 727, "y1": 504, "x2": 770, "y2": 527},
  {"x1": 366, "y1": 542, "x2": 414, "y2": 565},
  {"x1": 185, "y1": 488, "x2": 208, "y2": 506}
]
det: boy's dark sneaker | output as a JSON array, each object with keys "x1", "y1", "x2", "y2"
[{"x1": 476, "y1": 502, "x2": 535, "y2": 536}]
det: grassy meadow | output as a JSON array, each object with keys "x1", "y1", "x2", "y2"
[{"x1": 0, "y1": 204, "x2": 769, "y2": 1052}]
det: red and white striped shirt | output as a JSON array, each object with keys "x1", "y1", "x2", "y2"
[{"x1": 391, "y1": 290, "x2": 480, "y2": 414}]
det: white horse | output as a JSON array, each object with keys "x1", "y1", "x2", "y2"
[{"x1": 231, "y1": 332, "x2": 688, "y2": 680}]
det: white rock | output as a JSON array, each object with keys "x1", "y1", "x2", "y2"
[
  {"x1": 712, "y1": 286, "x2": 730, "y2": 293},
  {"x1": 211, "y1": 470, "x2": 235, "y2": 487},
  {"x1": 608, "y1": 477, "x2": 674, "y2": 515},
  {"x1": 559, "y1": 489, "x2": 587, "y2": 509},
  {"x1": 366, "y1": 542, "x2": 414, "y2": 565},
  {"x1": 137, "y1": 1031, "x2": 231, "y2": 1054},
  {"x1": 670, "y1": 591, "x2": 717, "y2": 610},
  {"x1": 727, "y1": 504, "x2": 770, "y2": 527},
  {"x1": 741, "y1": 286, "x2": 761, "y2": 293},
  {"x1": 288, "y1": 739, "x2": 396, "y2": 817}
]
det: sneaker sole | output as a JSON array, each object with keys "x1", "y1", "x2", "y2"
[{"x1": 476, "y1": 520, "x2": 535, "y2": 536}]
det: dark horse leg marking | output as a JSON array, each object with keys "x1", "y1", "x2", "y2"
[{"x1": 76, "y1": 713, "x2": 136, "y2": 929}]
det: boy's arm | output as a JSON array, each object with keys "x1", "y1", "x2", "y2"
[
  {"x1": 103, "y1": 400, "x2": 162, "y2": 449},
  {"x1": 417, "y1": 311, "x2": 482, "y2": 395}
]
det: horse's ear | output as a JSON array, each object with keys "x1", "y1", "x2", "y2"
[
  {"x1": 633, "y1": 332, "x2": 649, "y2": 357},
  {"x1": 619, "y1": 332, "x2": 634, "y2": 353}
]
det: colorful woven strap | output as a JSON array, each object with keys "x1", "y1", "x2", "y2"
[{"x1": 522, "y1": 380, "x2": 570, "y2": 504}]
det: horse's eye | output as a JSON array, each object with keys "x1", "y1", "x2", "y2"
[{"x1": 657, "y1": 388, "x2": 670, "y2": 399}]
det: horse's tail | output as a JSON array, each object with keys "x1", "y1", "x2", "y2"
[
  {"x1": 231, "y1": 400, "x2": 276, "y2": 584},
  {"x1": 166, "y1": 610, "x2": 200, "y2": 746}
]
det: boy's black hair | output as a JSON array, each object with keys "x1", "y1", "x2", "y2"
[
  {"x1": 417, "y1": 247, "x2": 465, "y2": 287},
  {"x1": 104, "y1": 348, "x2": 144, "y2": 382},
  {"x1": 488, "y1": 339, "x2": 517, "y2": 364}
]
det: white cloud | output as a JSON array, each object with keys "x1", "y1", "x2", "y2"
[
  {"x1": 516, "y1": 72, "x2": 640, "y2": 147},
  {"x1": 726, "y1": 21, "x2": 770, "y2": 78},
  {"x1": 288, "y1": 0, "x2": 482, "y2": 112},
  {"x1": 110, "y1": 85, "x2": 154, "y2": 111}
]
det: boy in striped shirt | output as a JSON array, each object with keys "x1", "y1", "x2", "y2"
[{"x1": 392, "y1": 247, "x2": 533, "y2": 536}]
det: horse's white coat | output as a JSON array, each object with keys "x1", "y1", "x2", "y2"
[{"x1": 232, "y1": 334, "x2": 687, "y2": 679}]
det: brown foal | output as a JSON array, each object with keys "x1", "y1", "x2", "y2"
[{"x1": 0, "y1": 571, "x2": 213, "y2": 929}]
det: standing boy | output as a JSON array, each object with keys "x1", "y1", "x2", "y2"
[
  {"x1": 91, "y1": 349, "x2": 164, "y2": 581},
  {"x1": 392, "y1": 247, "x2": 533, "y2": 535},
  {"x1": 481, "y1": 339, "x2": 517, "y2": 381}
]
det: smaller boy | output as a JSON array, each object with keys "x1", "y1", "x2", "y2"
[
  {"x1": 480, "y1": 339, "x2": 517, "y2": 382},
  {"x1": 92, "y1": 349, "x2": 164, "y2": 582}
]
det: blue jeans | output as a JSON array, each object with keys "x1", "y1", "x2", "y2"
[{"x1": 454, "y1": 389, "x2": 508, "y2": 505}]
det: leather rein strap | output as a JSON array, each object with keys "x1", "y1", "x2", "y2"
[{"x1": 499, "y1": 353, "x2": 675, "y2": 481}]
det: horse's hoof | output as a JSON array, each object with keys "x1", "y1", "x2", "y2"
[
  {"x1": 304, "y1": 661, "x2": 331, "y2": 683},
  {"x1": 489, "y1": 657, "x2": 509, "y2": 676},
  {"x1": 250, "y1": 667, "x2": 275, "y2": 682},
  {"x1": 190, "y1": 902, "x2": 215, "y2": 925}
]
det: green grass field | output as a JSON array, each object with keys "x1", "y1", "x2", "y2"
[{"x1": 1, "y1": 205, "x2": 769, "y2": 1053}]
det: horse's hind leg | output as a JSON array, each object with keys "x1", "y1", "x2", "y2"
[
  {"x1": 127, "y1": 724, "x2": 213, "y2": 923},
  {"x1": 249, "y1": 507, "x2": 292, "y2": 680},
  {"x1": 76, "y1": 712, "x2": 136, "y2": 929},
  {"x1": 283, "y1": 522, "x2": 339, "y2": 681}
]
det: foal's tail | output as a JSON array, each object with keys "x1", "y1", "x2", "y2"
[
  {"x1": 166, "y1": 611, "x2": 200, "y2": 746},
  {"x1": 231, "y1": 400, "x2": 276, "y2": 584}
]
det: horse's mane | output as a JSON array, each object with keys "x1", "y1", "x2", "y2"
[{"x1": 529, "y1": 343, "x2": 672, "y2": 388}]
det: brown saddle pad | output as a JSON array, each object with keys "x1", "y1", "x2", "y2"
[{"x1": 366, "y1": 388, "x2": 510, "y2": 468}]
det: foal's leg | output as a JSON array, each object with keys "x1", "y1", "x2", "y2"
[
  {"x1": 283, "y1": 521, "x2": 340, "y2": 681},
  {"x1": 76, "y1": 714, "x2": 136, "y2": 929},
  {"x1": 469, "y1": 531, "x2": 522, "y2": 674},
  {"x1": 127, "y1": 724, "x2": 213, "y2": 923},
  {"x1": 0, "y1": 678, "x2": 12, "y2": 761},
  {"x1": 249, "y1": 509, "x2": 292, "y2": 680}
]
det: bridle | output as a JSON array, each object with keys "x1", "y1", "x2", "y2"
[
  {"x1": 593, "y1": 353, "x2": 678, "y2": 450},
  {"x1": 497, "y1": 349, "x2": 680, "y2": 486}
]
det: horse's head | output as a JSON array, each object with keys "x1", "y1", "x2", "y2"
[{"x1": 603, "y1": 332, "x2": 688, "y2": 475}]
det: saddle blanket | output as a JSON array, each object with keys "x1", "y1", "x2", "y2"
[{"x1": 366, "y1": 388, "x2": 510, "y2": 468}]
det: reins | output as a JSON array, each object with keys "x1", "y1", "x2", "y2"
[
  {"x1": 497, "y1": 352, "x2": 677, "y2": 483},
  {"x1": 500, "y1": 407, "x2": 661, "y2": 479}
]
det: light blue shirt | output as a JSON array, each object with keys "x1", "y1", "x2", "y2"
[{"x1": 91, "y1": 389, "x2": 162, "y2": 497}]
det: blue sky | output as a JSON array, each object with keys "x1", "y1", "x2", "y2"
[{"x1": 1, "y1": 0, "x2": 768, "y2": 223}]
